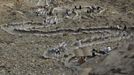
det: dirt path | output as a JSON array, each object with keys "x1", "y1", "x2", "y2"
[{"x1": 1, "y1": 22, "x2": 134, "y2": 36}]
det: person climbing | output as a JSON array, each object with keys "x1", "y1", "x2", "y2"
[
  {"x1": 74, "y1": 5, "x2": 77, "y2": 9},
  {"x1": 92, "y1": 49, "x2": 96, "y2": 57},
  {"x1": 87, "y1": 10, "x2": 92, "y2": 13},
  {"x1": 65, "y1": 9, "x2": 71, "y2": 16},
  {"x1": 47, "y1": 11, "x2": 53, "y2": 16},
  {"x1": 87, "y1": 10, "x2": 89, "y2": 13},
  {"x1": 79, "y1": 5, "x2": 82, "y2": 9},
  {"x1": 91, "y1": 5, "x2": 95, "y2": 10},
  {"x1": 96, "y1": 6, "x2": 101, "y2": 10},
  {"x1": 123, "y1": 25, "x2": 127, "y2": 31}
]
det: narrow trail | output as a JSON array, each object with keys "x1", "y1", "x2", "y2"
[
  {"x1": 13, "y1": 27, "x2": 132, "y2": 34},
  {"x1": 1, "y1": 22, "x2": 132, "y2": 35},
  {"x1": 1, "y1": 21, "x2": 134, "y2": 35}
]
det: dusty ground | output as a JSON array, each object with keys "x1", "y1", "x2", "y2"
[{"x1": 0, "y1": 0, "x2": 134, "y2": 75}]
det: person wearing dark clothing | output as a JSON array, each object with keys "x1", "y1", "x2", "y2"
[
  {"x1": 47, "y1": 11, "x2": 52, "y2": 16},
  {"x1": 74, "y1": 6, "x2": 77, "y2": 9},
  {"x1": 98, "y1": 50, "x2": 106, "y2": 55},
  {"x1": 87, "y1": 10, "x2": 89, "y2": 13},
  {"x1": 92, "y1": 49, "x2": 96, "y2": 57},
  {"x1": 123, "y1": 25, "x2": 127, "y2": 31},
  {"x1": 96, "y1": 6, "x2": 101, "y2": 10},
  {"x1": 79, "y1": 5, "x2": 82, "y2": 9}
]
